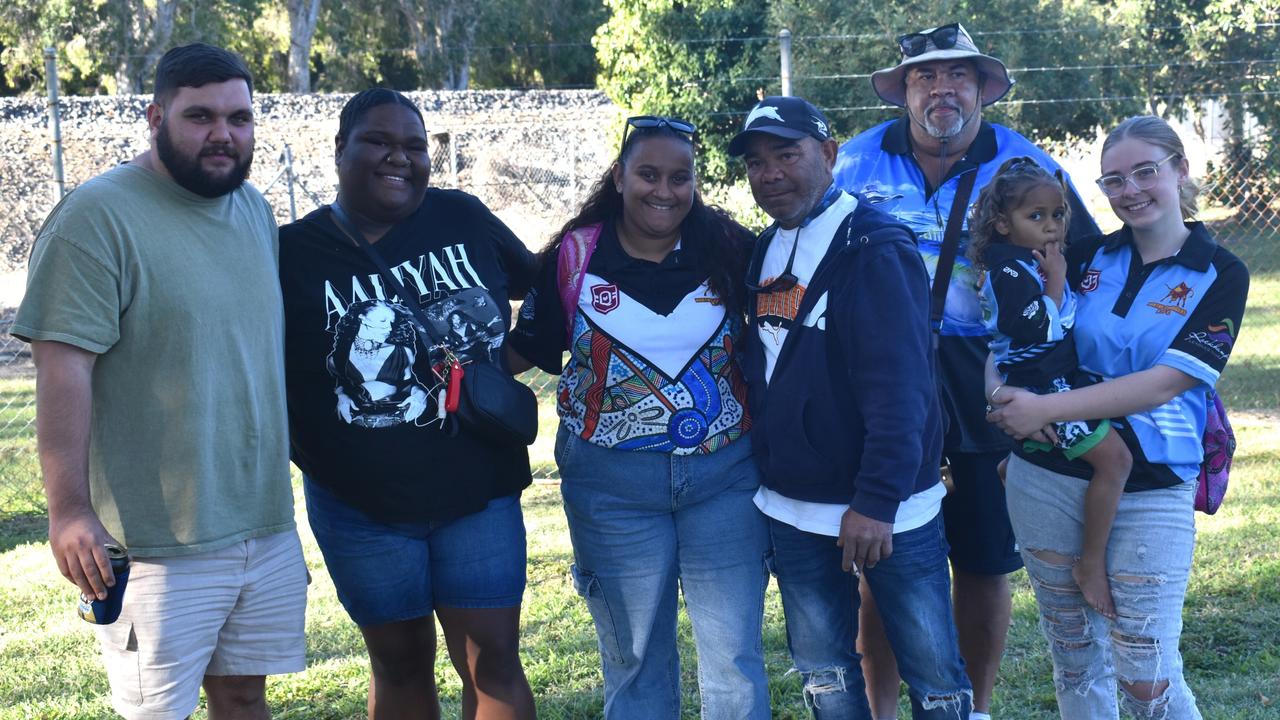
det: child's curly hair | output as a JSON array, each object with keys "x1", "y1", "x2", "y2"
[{"x1": 967, "y1": 156, "x2": 1071, "y2": 272}]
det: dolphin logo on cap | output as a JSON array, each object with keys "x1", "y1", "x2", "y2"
[{"x1": 745, "y1": 105, "x2": 785, "y2": 128}]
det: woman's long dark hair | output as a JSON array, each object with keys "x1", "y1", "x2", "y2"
[{"x1": 542, "y1": 125, "x2": 753, "y2": 317}]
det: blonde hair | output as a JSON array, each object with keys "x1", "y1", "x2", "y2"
[{"x1": 1102, "y1": 115, "x2": 1200, "y2": 220}]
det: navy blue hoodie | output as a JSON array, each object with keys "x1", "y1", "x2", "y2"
[{"x1": 742, "y1": 197, "x2": 945, "y2": 524}]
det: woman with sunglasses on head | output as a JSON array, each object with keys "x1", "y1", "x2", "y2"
[
  {"x1": 279, "y1": 88, "x2": 538, "y2": 719},
  {"x1": 507, "y1": 116, "x2": 769, "y2": 719},
  {"x1": 986, "y1": 116, "x2": 1249, "y2": 719}
]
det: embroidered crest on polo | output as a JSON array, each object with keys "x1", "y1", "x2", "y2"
[
  {"x1": 1080, "y1": 268, "x2": 1101, "y2": 293},
  {"x1": 1148, "y1": 281, "x2": 1195, "y2": 316},
  {"x1": 591, "y1": 283, "x2": 620, "y2": 314}
]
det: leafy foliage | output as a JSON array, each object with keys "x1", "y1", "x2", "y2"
[
  {"x1": 594, "y1": 0, "x2": 770, "y2": 181},
  {"x1": 0, "y1": 0, "x2": 606, "y2": 95}
]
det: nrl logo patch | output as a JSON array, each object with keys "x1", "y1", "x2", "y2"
[
  {"x1": 745, "y1": 105, "x2": 784, "y2": 128},
  {"x1": 1080, "y1": 268, "x2": 1101, "y2": 293},
  {"x1": 591, "y1": 283, "x2": 620, "y2": 314}
]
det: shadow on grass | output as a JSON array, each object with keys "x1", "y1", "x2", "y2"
[{"x1": 0, "y1": 510, "x2": 46, "y2": 553}]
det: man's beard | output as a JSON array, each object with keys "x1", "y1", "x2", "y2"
[
  {"x1": 924, "y1": 103, "x2": 965, "y2": 140},
  {"x1": 156, "y1": 121, "x2": 253, "y2": 198}
]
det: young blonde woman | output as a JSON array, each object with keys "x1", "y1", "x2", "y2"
[{"x1": 987, "y1": 115, "x2": 1249, "y2": 719}]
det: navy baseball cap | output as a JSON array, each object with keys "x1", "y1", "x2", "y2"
[{"x1": 728, "y1": 96, "x2": 833, "y2": 156}]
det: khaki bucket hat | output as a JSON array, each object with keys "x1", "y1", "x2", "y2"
[{"x1": 871, "y1": 23, "x2": 1013, "y2": 107}]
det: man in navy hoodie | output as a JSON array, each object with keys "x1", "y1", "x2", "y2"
[{"x1": 732, "y1": 96, "x2": 972, "y2": 719}]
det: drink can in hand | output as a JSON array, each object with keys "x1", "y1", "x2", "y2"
[{"x1": 76, "y1": 544, "x2": 130, "y2": 625}]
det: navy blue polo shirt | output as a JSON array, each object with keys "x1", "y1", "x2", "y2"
[{"x1": 1020, "y1": 222, "x2": 1249, "y2": 490}]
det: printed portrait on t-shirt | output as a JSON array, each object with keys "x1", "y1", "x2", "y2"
[
  {"x1": 327, "y1": 299, "x2": 431, "y2": 428},
  {"x1": 414, "y1": 287, "x2": 505, "y2": 364}
]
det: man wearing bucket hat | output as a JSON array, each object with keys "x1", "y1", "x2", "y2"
[
  {"x1": 833, "y1": 23, "x2": 1098, "y2": 720},
  {"x1": 732, "y1": 95, "x2": 973, "y2": 718}
]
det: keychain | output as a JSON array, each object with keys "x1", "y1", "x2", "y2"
[
  {"x1": 445, "y1": 358, "x2": 465, "y2": 412},
  {"x1": 429, "y1": 346, "x2": 467, "y2": 418}
]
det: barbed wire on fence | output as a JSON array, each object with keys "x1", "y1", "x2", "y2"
[{"x1": 2, "y1": 46, "x2": 1278, "y2": 506}]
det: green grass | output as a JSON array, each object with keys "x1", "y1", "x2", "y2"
[
  {"x1": 0, "y1": 222, "x2": 1276, "y2": 716},
  {"x1": 0, "y1": 418, "x2": 1277, "y2": 718},
  {"x1": 1210, "y1": 223, "x2": 1280, "y2": 411}
]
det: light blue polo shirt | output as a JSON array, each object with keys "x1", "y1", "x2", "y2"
[{"x1": 1023, "y1": 222, "x2": 1249, "y2": 490}]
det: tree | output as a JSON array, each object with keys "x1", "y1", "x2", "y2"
[
  {"x1": 287, "y1": 0, "x2": 323, "y2": 93},
  {"x1": 0, "y1": 0, "x2": 283, "y2": 95},
  {"x1": 594, "y1": 0, "x2": 770, "y2": 182},
  {"x1": 762, "y1": 0, "x2": 1132, "y2": 142},
  {"x1": 106, "y1": 0, "x2": 180, "y2": 94},
  {"x1": 468, "y1": 0, "x2": 606, "y2": 89},
  {"x1": 397, "y1": 0, "x2": 482, "y2": 90}
]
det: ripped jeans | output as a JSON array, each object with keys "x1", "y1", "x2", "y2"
[
  {"x1": 768, "y1": 513, "x2": 972, "y2": 719},
  {"x1": 1005, "y1": 454, "x2": 1201, "y2": 719}
]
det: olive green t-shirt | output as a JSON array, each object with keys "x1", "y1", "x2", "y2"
[{"x1": 14, "y1": 163, "x2": 294, "y2": 557}]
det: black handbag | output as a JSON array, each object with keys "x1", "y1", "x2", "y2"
[{"x1": 328, "y1": 203, "x2": 539, "y2": 446}]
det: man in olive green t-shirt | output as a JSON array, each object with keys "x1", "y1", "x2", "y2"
[{"x1": 13, "y1": 44, "x2": 305, "y2": 720}]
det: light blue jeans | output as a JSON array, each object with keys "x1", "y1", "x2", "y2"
[
  {"x1": 768, "y1": 513, "x2": 972, "y2": 719},
  {"x1": 1005, "y1": 454, "x2": 1201, "y2": 719},
  {"x1": 555, "y1": 428, "x2": 771, "y2": 720}
]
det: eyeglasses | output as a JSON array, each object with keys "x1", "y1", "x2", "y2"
[
  {"x1": 897, "y1": 23, "x2": 960, "y2": 58},
  {"x1": 621, "y1": 116, "x2": 697, "y2": 148},
  {"x1": 1094, "y1": 154, "x2": 1179, "y2": 197}
]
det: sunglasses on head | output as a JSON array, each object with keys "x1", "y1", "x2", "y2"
[
  {"x1": 621, "y1": 116, "x2": 697, "y2": 148},
  {"x1": 897, "y1": 23, "x2": 961, "y2": 58}
]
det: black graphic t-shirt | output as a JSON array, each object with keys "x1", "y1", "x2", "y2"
[{"x1": 280, "y1": 189, "x2": 537, "y2": 523}]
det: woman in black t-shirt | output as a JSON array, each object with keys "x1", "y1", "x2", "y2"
[
  {"x1": 278, "y1": 89, "x2": 536, "y2": 718},
  {"x1": 507, "y1": 118, "x2": 769, "y2": 718}
]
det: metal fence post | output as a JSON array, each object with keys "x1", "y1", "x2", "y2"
[
  {"x1": 779, "y1": 29, "x2": 792, "y2": 97},
  {"x1": 448, "y1": 132, "x2": 459, "y2": 188},
  {"x1": 283, "y1": 143, "x2": 297, "y2": 222},
  {"x1": 44, "y1": 47, "x2": 65, "y2": 203}
]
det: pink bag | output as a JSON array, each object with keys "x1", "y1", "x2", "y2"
[
  {"x1": 555, "y1": 223, "x2": 603, "y2": 342},
  {"x1": 1195, "y1": 389, "x2": 1235, "y2": 514}
]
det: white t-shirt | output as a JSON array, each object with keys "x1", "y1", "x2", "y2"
[{"x1": 752, "y1": 189, "x2": 944, "y2": 535}]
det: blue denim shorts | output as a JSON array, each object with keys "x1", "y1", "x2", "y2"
[{"x1": 304, "y1": 479, "x2": 527, "y2": 627}]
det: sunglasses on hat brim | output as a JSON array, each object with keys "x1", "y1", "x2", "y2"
[{"x1": 896, "y1": 23, "x2": 961, "y2": 58}]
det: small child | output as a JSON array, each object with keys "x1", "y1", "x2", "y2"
[{"x1": 970, "y1": 156, "x2": 1132, "y2": 619}]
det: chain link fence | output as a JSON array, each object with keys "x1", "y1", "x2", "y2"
[
  {"x1": 1, "y1": 96, "x2": 1277, "y2": 514},
  {"x1": 1197, "y1": 134, "x2": 1280, "y2": 411},
  {"x1": 1037, "y1": 125, "x2": 1280, "y2": 412},
  {"x1": 0, "y1": 112, "x2": 616, "y2": 512}
]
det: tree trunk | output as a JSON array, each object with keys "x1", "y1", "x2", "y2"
[
  {"x1": 111, "y1": 0, "x2": 178, "y2": 95},
  {"x1": 398, "y1": 0, "x2": 435, "y2": 87},
  {"x1": 287, "y1": 0, "x2": 323, "y2": 93}
]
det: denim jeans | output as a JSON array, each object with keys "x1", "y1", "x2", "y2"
[
  {"x1": 768, "y1": 512, "x2": 972, "y2": 719},
  {"x1": 556, "y1": 428, "x2": 771, "y2": 720},
  {"x1": 1005, "y1": 454, "x2": 1201, "y2": 719}
]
